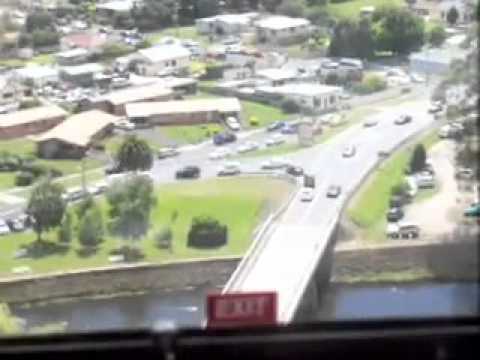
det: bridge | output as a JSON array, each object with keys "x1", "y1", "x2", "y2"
[{"x1": 224, "y1": 100, "x2": 437, "y2": 323}]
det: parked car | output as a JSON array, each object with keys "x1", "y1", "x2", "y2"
[
  {"x1": 286, "y1": 165, "x2": 304, "y2": 177},
  {"x1": 261, "y1": 157, "x2": 290, "y2": 170},
  {"x1": 394, "y1": 114, "x2": 412, "y2": 125},
  {"x1": 158, "y1": 147, "x2": 180, "y2": 159},
  {"x1": 175, "y1": 166, "x2": 200, "y2": 179},
  {"x1": 386, "y1": 207, "x2": 404, "y2": 222},
  {"x1": 213, "y1": 132, "x2": 237, "y2": 146},
  {"x1": 428, "y1": 103, "x2": 443, "y2": 114},
  {"x1": 386, "y1": 222, "x2": 420, "y2": 239},
  {"x1": 265, "y1": 134, "x2": 285, "y2": 147},
  {"x1": 378, "y1": 150, "x2": 390, "y2": 158},
  {"x1": 326, "y1": 185, "x2": 341, "y2": 198},
  {"x1": 267, "y1": 121, "x2": 286, "y2": 132},
  {"x1": 217, "y1": 162, "x2": 241, "y2": 177},
  {"x1": 363, "y1": 119, "x2": 378, "y2": 127},
  {"x1": 115, "y1": 119, "x2": 135, "y2": 131},
  {"x1": 415, "y1": 173, "x2": 435, "y2": 189},
  {"x1": 0, "y1": 219, "x2": 10, "y2": 236},
  {"x1": 342, "y1": 145, "x2": 356, "y2": 157},
  {"x1": 226, "y1": 116, "x2": 241, "y2": 131},
  {"x1": 300, "y1": 188, "x2": 315, "y2": 202},
  {"x1": 455, "y1": 167, "x2": 475, "y2": 180}
]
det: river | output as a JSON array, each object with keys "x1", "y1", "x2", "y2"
[{"x1": 11, "y1": 282, "x2": 479, "y2": 332}]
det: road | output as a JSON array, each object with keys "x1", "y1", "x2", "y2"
[{"x1": 225, "y1": 99, "x2": 438, "y2": 322}]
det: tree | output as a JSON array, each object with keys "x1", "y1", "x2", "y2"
[
  {"x1": 410, "y1": 144, "x2": 427, "y2": 173},
  {"x1": 277, "y1": 0, "x2": 306, "y2": 18},
  {"x1": 78, "y1": 207, "x2": 104, "y2": 248},
  {"x1": 57, "y1": 211, "x2": 73, "y2": 244},
  {"x1": 75, "y1": 194, "x2": 95, "y2": 219},
  {"x1": 25, "y1": 12, "x2": 55, "y2": 32},
  {"x1": 196, "y1": 0, "x2": 221, "y2": 18},
  {"x1": 373, "y1": 7, "x2": 425, "y2": 55},
  {"x1": 446, "y1": 6, "x2": 459, "y2": 26},
  {"x1": 328, "y1": 19, "x2": 375, "y2": 60},
  {"x1": 27, "y1": 179, "x2": 66, "y2": 242},
  {"x1": 261, "y1": 0, "x2": 283, "y2": 13},
  {"x1": 132, "y1": 0, "x2": 178, "y2": 31},
  {"x1": 106, "y1": 175, "x2": 156, "y2": 247},
  {"x1": 428, "y1": 24, "x2": 447, "y2": 47},
  {"x1": 116, "y1": 135, "x2": 153, "y2": 172},
  {"x1": 31, "y1": 29, "x2": 59, "y2": 48}
]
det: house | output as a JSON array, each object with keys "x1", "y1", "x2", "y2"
[
  {"x1": 96, "y1": 0, "x2": 139, "y2": 22},
  {"x1": 15, "y1": 66, "x2": 59, "y2": 87},
  {"x1": 56, "y1": 48, "x2": 90, "y2": 66},
  {"x1": 61, "y1": 32, "x2": 107, "y2": 52},
  {"x1": 255, "y1": 83, "x2": 342, "y2": 112},
  {"x1": 90, "y1": 83, "x2": 173, "y2": 116},
  {"x1": 135, "y1": 45, "x2": 191, "y2": 76},
  {"x1": 0, "y1": 105, "x2": 67, "y2": 140},
  {"x1": 35, "y1": 110, "x2": 116, "y2": 159},
  {"x1": 256, "y1": 68, "x2": 298, "y2": 86},
  {"x1": 196, "y1": 13, "x2": 260, "y2": 35},
  {"x1": 255, "y1": 16, "x2": 311, "y2": 45},
  {"x1": 439, "y1": 0, "x2": 476, "y2": 24},
  {"x1": 126, "y1": 98, "x2": 242, "y2": 126},
  {"x1": 60, "y1": 63, "x2": 104, "y2": 87}
]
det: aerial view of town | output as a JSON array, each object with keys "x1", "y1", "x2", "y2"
[{"x1": 0, "y1": 0, "x2": 478, "y2": 334}]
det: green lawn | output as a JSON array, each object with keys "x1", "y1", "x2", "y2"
[
  {"x1": 162, "y1": 124, "x2": 223, "y2": 145},
  {"x1": 0, "y1": 173, "x2": 16, "y2": 191},
  {"x1": 147, "y1": 26, "x2": 210, "y2": 46},
  {"x1": 326, "y1": 0, "x2": 405, "y2": 19},
  {"x1": 0, "y1": 177, "x2": 292, "y2": 277},
  {"x1": 242, "y1": 100, "x2": 290, "y2": 128},
  {"x1": 347, "y1": 129, "x2": 441, "y2": 234}
]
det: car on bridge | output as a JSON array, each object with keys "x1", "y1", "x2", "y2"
[
  {"x1": 363, "y1": 118, "x2": 378, "y2": 127},
  {"x1": 261, "y1": 157, "x2": 290, "y2": 170},
  {"x1": 175, "y1": 166, "x2": 200, "y2": 179},
  {"x1": 286, "y1": 165, "x2": 304, "y2": 177},
  {"x1": 342, "y1": 145, "x2": 356, "y2": 157},
  {"x1": 326, "y1": 185, "x2": 341, "y2": 198},
  {"x1": 394, "y1": 114, "x2": 412, "y2": 125},
  {"x1": 157, "y1": 147, "x2": 180, "y2": 159},
  {"x1": 300, "y1": 188, "x2": 315, "y2": 202}
]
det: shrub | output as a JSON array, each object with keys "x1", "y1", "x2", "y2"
[
  {"x1": 155, "y1": 227, "x2": 173, "y2": 250},
  {"x1": 187, "y1": 216, "x2": 227, "y2": 248},
  {"x1": 110, "y1": 246, "x2": 144, "y2": 262},
  {"x1": 281, "y1": 99, "x2": 301, "y2": 114},
  {"x1": 352, "y1": 74, "x2": 387, "y2": 95},
  {"x1": 249, "y1": 116, "x2": 259, "y2": 127},
  {"x1": 15, "y1": 171, "x2": 35, "y2": 187},
  {"x1": 57, "y1": 211, "x2": 72, "y2": 244},
  {"x1": 78, "y1": 207, "x2": 104, "y2": 248},
  {"x1": 75, "y1": 194, "x2": 95, "y2": 219}
]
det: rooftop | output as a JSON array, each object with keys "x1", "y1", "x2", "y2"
[
  {"x1": 56, "y1": 48, "x2": 89, "y2": 59},
  {"x1": 63, "y1": 32, "x2": 107, "y2": 50},
  {"x1": 126, "y1": 98, "x2": 241, "y2": 118},
  {"x1": 0, "y1": 105, "x2": 68, "y2": 128},
  {"x1": 257, "y1": 83, "x2": 342, "y2": 96},
  {"x1": 96, "y1": 0, "x2": 138, "y2": 12},
  {"x1": 255, "y1": 16, "x2": 310, "y2": 30},
  {"x1": 256, "y1": 68, "x2": 297, "y2": 81},
  {"x1": 138, "y1": 45, "x2": 191, "y2": 63},
  {"x1": 35, "y1": 110, "x2": 117, "y2": 147},
  {"x1": 95, "y1": 83, "x2": 173, "y2": 105},
  {"x1": 15, "y1": 66, "x2": 58, "y2": 79},
  {"x1": 61, "y1": 63, "x2": 104, "y2": 76},
  {"x1": 199, "y1": 12, "x2": 259, "y2": 24}
]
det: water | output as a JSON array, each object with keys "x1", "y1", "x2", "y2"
[{"x1": 11, "y1": 282, "x2": 479, "y2": 332}]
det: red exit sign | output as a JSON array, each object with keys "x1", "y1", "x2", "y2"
[{"x1": 207, "y1": 292, "x2": 277, "y2": 328}]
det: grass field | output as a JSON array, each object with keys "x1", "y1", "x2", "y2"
[
  {"x1": 0, "y1": 177, "x2": 292, "y2": 277},
  {"x1": 347, "y1": 129, "x2": 441, "y2": 235},
  {"x1": 326, "y1": 0, "x2": 405, "y2": 19},
  {"x1": 242, "y1": 100, "x2": 290, "y2": 127},
  {"x1": 163, "y1": 124, "x2": 223, "y2": 144}
]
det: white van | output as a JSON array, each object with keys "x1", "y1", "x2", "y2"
[{"x1": 386, "y1": 222, "x2": 420, "y2": 239}]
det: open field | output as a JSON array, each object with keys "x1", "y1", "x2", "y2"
[{"x1": 0, "y1": 177, "x2": 293, "y2": 277}]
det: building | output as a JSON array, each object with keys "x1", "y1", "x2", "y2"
[
  {"x1": 256, "y1": 68, "x2": 298, "y2": 86},
  {"x1": 256, "y1": 83, "x2": 342, "y2": 112},
  {"x1": 35, "y1": 110, "x2": 116, "y2": 159},
  {"x1": 60, "y1": 63, "x2": 104, "y2": 87},
  {"x1": 0, "y1": 105, "x2": 67, "y2": 140},
  {"x1": 196, "y1": 13, "x2": 260, "y2": 35},
  {"x1": 15, "y1": 66, "x2": 59, "y2": 87},
  {"x1": 409, "y1": 48, "x2": 466, "y2": 75},
  {"x1": 61, "y1": 32, "x2": 107, "y2": 51},
  {"x1": 255, "y1": 16, "x2": 311, "y2": 45},
  {"x1": 135, "y1": 45, "x2": 191, "y2": 76},
  {"x1": 126, "y1": 98, "x2": 242, "y2": 126},
  {"x1": 96, "y1": 0, "x2": 139, "y2": 21},
  {"x1": 56, "y1": 48, "x2": 90, "y2": 66},
  {"x1": 90, "y1": 83, "x2": 173, "y2": 116}
]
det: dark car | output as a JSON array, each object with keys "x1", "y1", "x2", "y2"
[
  {"x1": 175, "y1": 166, "x2": 200, "y2": 179},
  {"x1": 105, "y1": 162, "x2": 123, "y2": 175},
  {"x1": 394, "y1": 115, "x2": 412, "y2": 125},
  {"x1": 267, "y1": 121, "x2": 286, "y2": 132},
  {"x1": 286, "y1": 165, "x2": 304, "y2": 177},
  {"x1": 326, "y1": 185, "x2": 341, "y2": 198},
  {"x1": 281, "y1": 124, "x2": 297, "y2": 135},
  {"x1": 213, "y1": 132, "x2": 237, "y2": 146},
  {"x1": 386, "y1": 207, "x2": 404, "y2": 222}
]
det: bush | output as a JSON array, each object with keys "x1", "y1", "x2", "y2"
[
  {"x1": 78, "y1": 207, "x2": 104, "y2": 248},
  {"x1": 32, "y1": 29, "x2": 60, "y2": 48},
  {"x1": 187, "y1": 216, "x2": 227, "y2": 248},
  {"x1": 249, "y1": 117, "x2": 259, "y2": 127},
  {"x1": 15, "y1": 171, "x2": 35, "y2": 186},
  {"x1": 75, "y1": 194, "x2": 95, "y2": 219},
  {"x1": 57, "y1": 211, "x2": 72, "y2": 244},
  {"x1": 281, "y1": 99, "x2": 301, "y2": 114},
  {"x1": 155, "y1": 227, "x2": 173, "y2": 250},
  {"x1": 110, "y1": 246, "x2": 144, "y2": 262},
  {"x1": 352, "y1": 74, "x2": 387, "y2": 95}
]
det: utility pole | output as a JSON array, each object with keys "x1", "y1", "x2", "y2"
[{"x1": 81, "y1": 157, "x2": 86, "y2": 194}]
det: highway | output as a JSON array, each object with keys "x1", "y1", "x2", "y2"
[{"x1": 224, "y1": 99, "x2": 439, "y2": 322}]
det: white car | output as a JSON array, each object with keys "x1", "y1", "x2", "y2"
[
  {"x1": 217, "y1": 162, "x2": 241, "y2": 177},
  {"x1": 226, "y1": 116, "x2": 241, "y2": 131},
  {"x1": 342, "y1": 145, "x2": 356, "y2": 157},
  {"x1": 236, "y1": 141, "x2": 259, "y2": 154},
  {"x1": 261, "y1": 157, "x2": 290, "y2": 170},
  {"x1": 0, "y1": 219, "x2": 11, "y2": 236},
  {"x1": 300, "y1": 188, "x2": 315, "y2": 202},
  {"x1": 115, "y1": 120, "x2": 135, "y2": 131},
  {"x1": 209, "y1": 148, "x2": 232, "y2": 160},
  {"x1": 265, "y1": 134, "x2": 285, "y2": 147}
]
